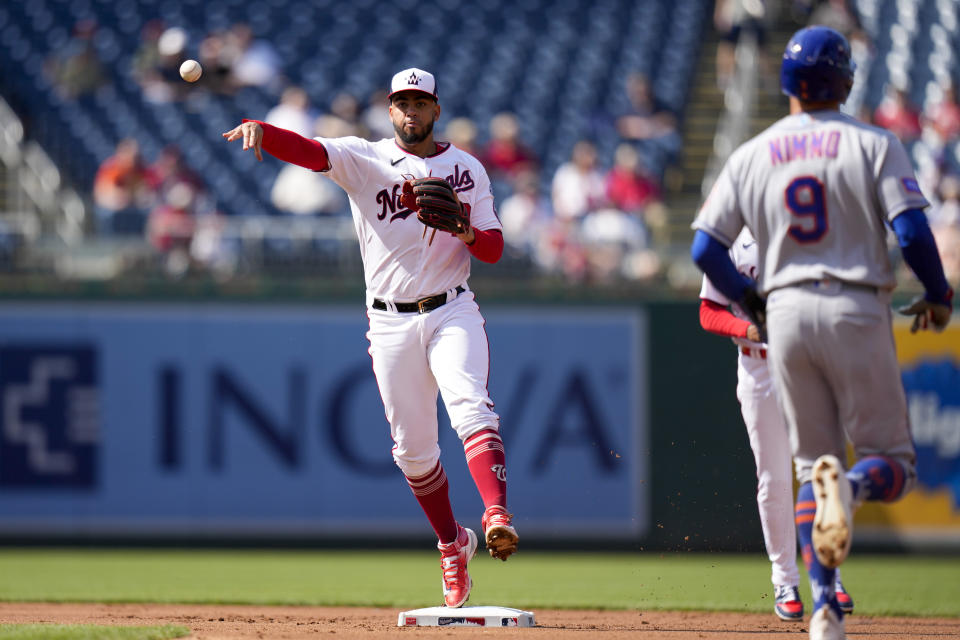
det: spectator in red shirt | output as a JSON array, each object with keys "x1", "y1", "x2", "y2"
[
  {"x1": 482, "y1": 112, "x2": 537, "y2": 203},
  {"x1": 605, "y1": 143, "x2": 668, "y2": 245},
  {"x1": 605, "y1": 143, "x2": 662, "y2": 214},
  {"x1": 925, "y1": 83, "x2": 960, "y2": 146},
  {"x1": 483, "y1": 112, "x2": 537, "y2": 178},
  {"x1": 148, "y1": 181, "x2": 196, "y2": 254},
  {"x1": 873, "y1": 86, "x2": 922, "y2": 143}
]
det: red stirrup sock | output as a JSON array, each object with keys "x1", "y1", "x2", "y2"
[
  {"x1": 463, "y1": 428, "x2": 508, "y2": 509},
  {"x1": 405, "y1": 462, "x2": 459, "y2": 544}
]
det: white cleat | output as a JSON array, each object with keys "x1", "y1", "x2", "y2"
[
  {"x1": 812, "y1": 455, "x2": 853, "y2": 569},
  {"x1": 809, "y1": 606, "x2": 845, "y2": 640}
]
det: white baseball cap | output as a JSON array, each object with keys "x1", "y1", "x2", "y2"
[{"x1": 388, "y1": 68, "x2": 438, "y2": 101}]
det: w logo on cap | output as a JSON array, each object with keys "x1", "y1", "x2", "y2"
[{"x1": 390, "y1": 68, "x2": 437, "y2": 100}]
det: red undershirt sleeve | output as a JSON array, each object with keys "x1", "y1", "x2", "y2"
[
  {"x1": 699, "y1": 298, "x2": 751, "y2": 338},
  {"x1": 243, "y1": 119, "x2": 330, "y2": 171},
  {"x1": 467, "y1": 228, "x2": 503, "y2": 263}
]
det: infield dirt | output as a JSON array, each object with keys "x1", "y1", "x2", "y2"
[{"x1": 1, "y1": 603, "x2": 959, "y2": 639}]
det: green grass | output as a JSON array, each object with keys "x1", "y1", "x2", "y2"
[
  {"x1": 0, "y1": 549, "x2": 956, "y2": 617},
  {"x1": 0, "y1": 624, "x2": 188, "y2": 640}
]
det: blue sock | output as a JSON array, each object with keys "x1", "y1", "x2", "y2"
[
  {"x1": 796, "y1": 482, "x2": 842, "y2": 617},
  {"x1": 846, "y1": 456, "x2": 906, "y2": 503}
]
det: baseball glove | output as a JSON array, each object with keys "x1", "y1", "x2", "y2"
[
  {"x1": 401, "y1": 177, "x2": 471, "y2": 237},
  {"x1": 738, "y1": 286, "x2": 768, "y2": 343},
  {"x1": 897, "y1": 294, "x2": 953, "y2": 333}
]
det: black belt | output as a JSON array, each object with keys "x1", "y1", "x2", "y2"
[{"x1": 372, "y1": 286, "x2": 465, "y2": 314}]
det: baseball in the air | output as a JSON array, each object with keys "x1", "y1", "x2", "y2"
[{"x1": 179, "y1": 59, "x2": 202, "y2": 83}]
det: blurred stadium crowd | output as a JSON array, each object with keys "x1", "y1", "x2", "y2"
[{"x1": 0, "y1": 0, "x2": 958, "y2": 289}]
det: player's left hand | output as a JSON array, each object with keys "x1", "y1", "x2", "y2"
[
  {"x1": 897, "y1": 295, "x2": 953, "y2": 333},
  {"x1": 222, "y1": 121, "x2": 263, "y2": 161},
  {"x1": 401, "y1": 177, "x2": 471, "y2": 240}
]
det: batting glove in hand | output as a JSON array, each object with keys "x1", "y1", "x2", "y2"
[
  {"x1": 401, "y1": 177, "x2": 471, "y2": 239},
  {"x1": 738, "y1": 286, "x2": 768, "y2": 343},
  {"x1": 897, "y1": 290, "x2": 953, "y2": 333}
]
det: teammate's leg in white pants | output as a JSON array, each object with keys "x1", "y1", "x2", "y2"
[{"x1": 737, "y1": 359, "x2": 800, "y2": 588}]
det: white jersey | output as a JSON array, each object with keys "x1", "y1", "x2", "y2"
[
  {"x1": 699, "y1": 227, "x2": 766, "y2": 351},
  {"x1": 693, "y1": 111, "x2": 928, "y2": 295},
  {"x1": 318, "y1": 136, "x2": 502, "y2": 302}
]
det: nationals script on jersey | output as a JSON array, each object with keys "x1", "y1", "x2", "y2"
[
  {"x1": 693, "y1": 111, "x2": 929, "y2": 295},
  {"x1": 318, "y1": 136, "x2": 501, "y2": 302}
]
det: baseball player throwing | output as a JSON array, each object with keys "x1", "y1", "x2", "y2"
[
  {"x1": 692, "y1": 26, "x2": 953, "y2": 640},
  {"x1": 699, "y1": 227, "x2": 853, "y2": 621},
  {"x1": 223, "y1": 68, "x2": 518, "y2": 609}
]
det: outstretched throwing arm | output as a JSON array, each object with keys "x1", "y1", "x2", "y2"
[{"x1": 222, "y1": 120, "x2": 330, "y2": 171}]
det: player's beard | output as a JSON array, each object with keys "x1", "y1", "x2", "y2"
[{"x1": 395, "y1": 119, "x2": 435, "y2": 145}]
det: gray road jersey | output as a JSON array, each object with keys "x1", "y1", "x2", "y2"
[{"x1": 693, "y1": 111, "x2": 929, "y2": 295}]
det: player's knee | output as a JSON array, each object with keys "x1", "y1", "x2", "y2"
[
  {"x1": 848, "y1": 454, "x2": 916, "y2": 503},
  {"x1": 878, "y1": 455, "x2": 917, "y2": 502},
  {"x1": 455, "y1": 420, "x2": 501, "y2": 444},
  {"x1": 445, "y1": 396, "x2": 499, "y2": 437},
  {"x1": 392, "y1": 448, "x2": 441, "y2": 478}
]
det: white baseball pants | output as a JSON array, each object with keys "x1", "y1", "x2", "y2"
[
  {"x1": 737, "y1": 351, "x2": 801, "y2": 588},
  {"x1": 366, "y1": 290, "x2": 501, "y2": 478}
]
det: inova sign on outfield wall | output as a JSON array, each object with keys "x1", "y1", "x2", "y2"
[{"x1": 0, "y1": 304, "x2": 647, "y2": 540}]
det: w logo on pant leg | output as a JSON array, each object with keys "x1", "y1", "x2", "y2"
[
  {"x1": 0, "y1": 346, "x2": 100, "y2": 488},
  {"x1": 490, "y1": 464, "x2": 507, "y2": 482}
]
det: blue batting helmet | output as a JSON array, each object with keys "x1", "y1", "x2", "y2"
[{"x1": 781, "y1": 26, "x2": 855, "y2": 103}]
